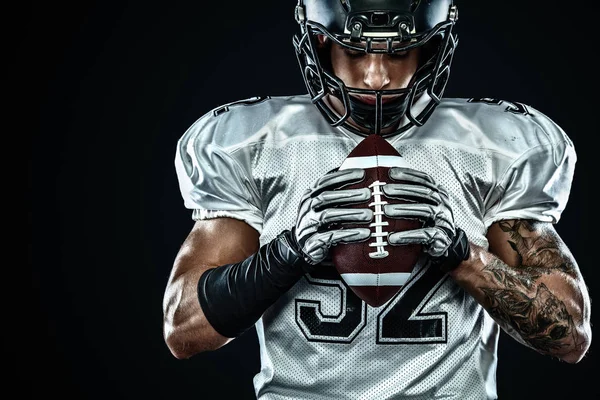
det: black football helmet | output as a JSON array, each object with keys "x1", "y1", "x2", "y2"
[{"x1": 293, "y1": 0, "x2": 459, "y2": 137}]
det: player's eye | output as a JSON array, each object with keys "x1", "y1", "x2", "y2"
[
  {"x1": 390, "y1": 50, "x2": 409, "y2": 59},
  {"x1": 344, "y1": 49, "x2": 409, "y2": 59},
  {"x1": 344, "y1": 49, "x2": 366, "y2": 58}
]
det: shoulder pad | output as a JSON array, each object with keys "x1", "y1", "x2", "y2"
[{"x1": 212, "y1": 96, "x2": 271, "y2": 117}]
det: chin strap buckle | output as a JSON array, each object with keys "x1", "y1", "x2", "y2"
[
  {"x1": 350, "y1": 22, "x2": 363, "y2": 42},
  {"x1": 448, "y1": 5, "x2": 459, "y2": 22},
  {"x1": 295, "y1": 5, "x2": 305, "y2": 24}
]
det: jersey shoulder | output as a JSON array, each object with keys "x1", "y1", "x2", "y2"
[
  {"x1": 435, "y1": 97, "x2": 574, "y2": 154},
  {"x1": 177, "y1": 94, "x2": 325, "y2": 152}
]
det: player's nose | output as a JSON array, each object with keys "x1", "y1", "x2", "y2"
[{"x1": 363, "y1": 54, "x2": 391, "y2": 91}]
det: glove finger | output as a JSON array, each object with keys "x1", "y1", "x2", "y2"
[
  {"x1": 331, "y1": 228, "x2": 372, "y2": 244},
  {"x1": 303, "y1": 228, "x2": 371, "y2": 264},
  {"x1": 318, "y1": 208, "x2": 373, "y2": 225},
  {"x1": 386, "y1": 203, "x2": 452, "y2": 227},
  {"x1": 388, "y1": 167, "x2": 436, "y2": 188},
  {"x1": 432, "y1": 212, "x2": 454, "y2": 233},
  {"x1": 311, "y1": 168, "x2": 365, "y2": 195},
  {"x1": 313, "y1": 188, "x2": 371, "y2": 210},
  {"x1": 308, "y1": 228, "x2": 372, "y2": 248},
  {"x1": 388, "y1": 169, "x2": 451, "y2": 201},
  {"x1": 295, "y1": 199, "x2": 316, "y2": 230},
  {"x1": 388, "y1": 227, "x2": 437, "y2": 245},
  {"x1": 388, "y1": 227, "x2": 451, "y2": 257},
  {"x1": 382, "y1": 183, "x2": 444, "y2": 205},
  {"x1": 383, "y1": 203, "x2": 434, "y2": 221}
]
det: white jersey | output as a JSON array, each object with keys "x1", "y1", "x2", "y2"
[{"x1": 174, "y1": 94, "x2": 576, "y2": 400}]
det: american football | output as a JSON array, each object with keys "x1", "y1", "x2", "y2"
[{"x1": 330, "y1": 134, "x2": 424, "y2": 307}]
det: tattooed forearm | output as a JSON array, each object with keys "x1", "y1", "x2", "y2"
[
  {"x1": 450, "y1": 219, "x2": 593, "y2": 361},
  {"x1": 481, "y1": 260, "x2": 578, "y2": 353},
  {"x1": 479, "y1": 220, "x2": 585, "y2": 356},
  {"x1": 482, "y1": 258, "x2": 539, "y2": 289}
]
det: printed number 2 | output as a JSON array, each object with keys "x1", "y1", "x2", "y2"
[
  {"x1": 467, "y1": 98, "x2": 531, "y2": 116},
  {"x1": 213, "y1": 96, "x2": 270, "y2": 116},
  {"x1": 295, "y1": 265, "x2": 449, "y2": 344}
]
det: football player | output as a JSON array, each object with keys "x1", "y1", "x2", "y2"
[{"x1": 162, "y1": 1, "x2": 592, "y2": 399}]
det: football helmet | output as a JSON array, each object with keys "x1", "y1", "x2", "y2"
[{"x1": 293, "y1": 0, "x2": 459, "y2": 137}]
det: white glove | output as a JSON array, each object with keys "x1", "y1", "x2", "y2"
[
  {"x1": 294, "y1": 168, "x2": 373, "y2": 265},
  {"x1": 381, "y1": 167, "x2": 463, "y2": 262}
]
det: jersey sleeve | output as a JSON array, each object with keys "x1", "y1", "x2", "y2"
[
  {"x1": 174, "y1": 111, "x2": 263, "y2": 234},
  {"x1": 483, "y1": 114, "x2": 577, "y2": 227}
]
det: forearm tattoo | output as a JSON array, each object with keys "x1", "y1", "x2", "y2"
[
  {"x1": 497, "y1": 220, "x2": 576, "y2": 276},
  {"x1": 481, "y1": 220, "x2": 580, "y2": 354}
]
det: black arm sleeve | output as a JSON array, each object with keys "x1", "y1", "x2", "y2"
[{"x1": 197, "y1": 229, "x2": 313, "y2": 338}]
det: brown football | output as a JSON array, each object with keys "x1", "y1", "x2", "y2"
[{"x1": 330, "y1": 134, "x2": 424, "y2": 307}]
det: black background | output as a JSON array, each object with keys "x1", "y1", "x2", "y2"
[{"x1": 24, "y1": 0, "x2": 597, "y2": 399}]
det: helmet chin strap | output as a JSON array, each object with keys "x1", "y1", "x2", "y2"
[
  {"x1": 323, "y1": 89, "x2": 433, "y2": 138},
  {"x1": 346, "y1": 93, "x2": 411, "y2": 134}
]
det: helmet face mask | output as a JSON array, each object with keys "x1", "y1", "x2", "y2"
[{"x1": 293, "y1": 0, "x2": 459, "y2": 137}]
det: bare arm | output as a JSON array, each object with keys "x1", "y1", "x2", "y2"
[
  {"x1": 162, "y1": 218, "x2": 260, "y2": 359},
  {"x1": 450, "y1": 219, "x2": 591, "y2": 363}
]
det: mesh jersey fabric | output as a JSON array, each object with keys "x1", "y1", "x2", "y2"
[{"x1": 174, "y1": 94, "x2": 576, "y2": 400}]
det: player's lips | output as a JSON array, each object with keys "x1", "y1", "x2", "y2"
[{"x1": 353, "y1": 95, "x2": 398, "y2": 105}]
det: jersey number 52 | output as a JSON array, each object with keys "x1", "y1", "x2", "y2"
[{"x1": 295, "y1": 265, "x2": 449, "y2": 344}]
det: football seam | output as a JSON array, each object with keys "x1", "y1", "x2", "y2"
[
  {"x1": 367, "y1": 142, "x2": 390, "y2": 260},
  {"x1": 375, "y1": 142, "x2": 381, "y2": 303}
]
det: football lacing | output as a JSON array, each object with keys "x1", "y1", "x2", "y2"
[{"x1": 368, "y1": 180, "x2": 389, "y2": 259}]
